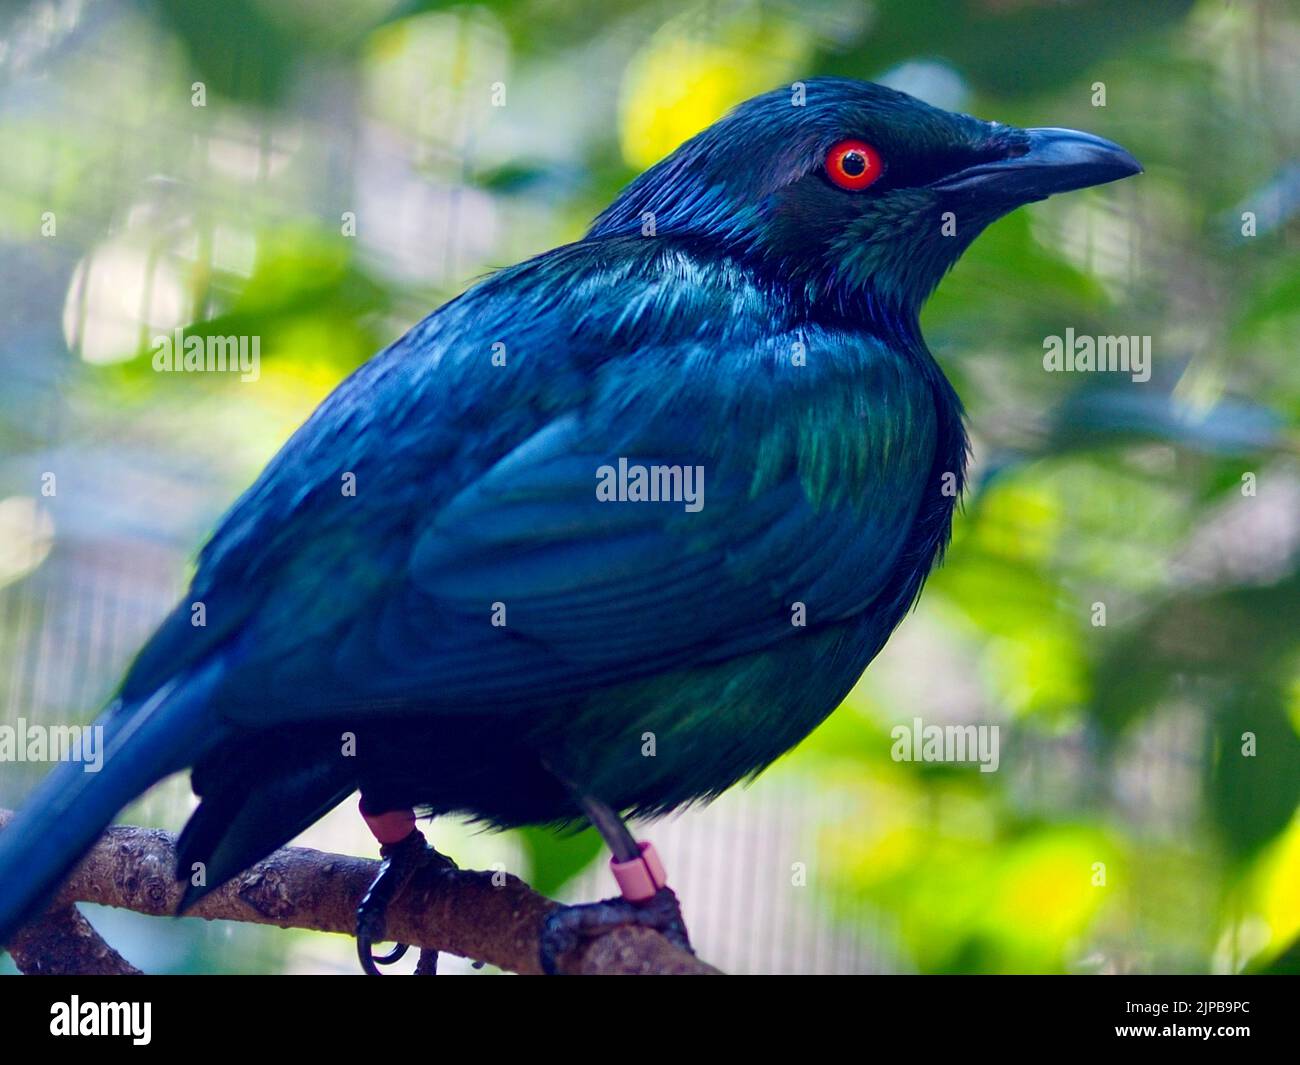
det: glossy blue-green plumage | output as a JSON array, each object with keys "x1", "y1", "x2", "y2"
[
  {"x1": 126, "y1": 231, "x2": 963, "y2": 822},
  {"x1": 2, "y1": 78, "x2": 1034, "y2": 928}
]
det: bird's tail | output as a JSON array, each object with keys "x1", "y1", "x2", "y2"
[{"x1": 0, "y1": 660, "x2": 224, "y2": 946}]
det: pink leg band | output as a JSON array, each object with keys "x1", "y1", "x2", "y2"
[
  {"x1": 610, "y1": 841, "x2": 668, "y2": 903},
  {"x1": 360, "y1": 802, "x2": 417, "y2": 845}
]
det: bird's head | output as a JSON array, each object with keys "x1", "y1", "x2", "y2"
[{"x1": 590, "y1": 77, "x2": 1141, "y2": 329}]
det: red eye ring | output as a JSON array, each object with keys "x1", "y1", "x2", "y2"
[{"x1": 826, "y1": 139, "x2": 882, "y2": 191}]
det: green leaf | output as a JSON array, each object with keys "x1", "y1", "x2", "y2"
[
  {"x1": 814, "y1": 0, "x2": 1196, "y2": 99},
  {"x1": 1206, "y1": 680, "x2": 1300, "y2": 864},
  {"x1": 155, "y1": 0, "x2": 299, "y2": 106},
  {"x1": 513, "y1": 825, "x2": 603, "y2": 898}
]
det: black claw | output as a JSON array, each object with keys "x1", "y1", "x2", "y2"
[
  {"x1": 539, "y1": 914, "x2": 580, "y2": 976},
  {"x1": 356, "y1": 881, "x2": 411, "y2": 976},
  {"x1": 372, "y1": 942, "x2": 409, "y2": 965},
  {"x1": 538, "y1": 887, "x2": 692, "y2": 974},
  {"x1": 357, "y1": 938, "x2": 409, "y2": 976},
  {"x1": 357, "y1": 939, "x2": 406, "y2": 976},
  {"x1": 354, "y1": 829, "x2": 455, "y2": 976}
]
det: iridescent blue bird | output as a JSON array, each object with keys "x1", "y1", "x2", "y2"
[{"x1": 0, "y1": 78, "x2": 1139, "y2": 971}]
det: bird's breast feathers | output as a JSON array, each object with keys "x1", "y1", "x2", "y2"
[{"x1": 126, "y1": 239, "x2": 958, "y2": 718}]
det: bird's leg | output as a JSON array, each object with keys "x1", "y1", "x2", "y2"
[
  {"x1": 538, "y1": 789, "x2": 692, "y2": 974},
  {"x1": 355, "y1": 801, "x2": 456, "y2": 976}
]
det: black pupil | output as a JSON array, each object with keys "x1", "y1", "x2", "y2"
[{"x1": 841, "y1": 150, "x2": 867, "y2": 177}]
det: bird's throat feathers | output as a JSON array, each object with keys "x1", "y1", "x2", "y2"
[{"x1": 590, "y1": 181, "x2": 979, "y2": 339}]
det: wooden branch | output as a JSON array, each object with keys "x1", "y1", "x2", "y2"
[
  {"x1": 6, "y1": 905, "x2": 142, "y2": 975},
  {"x1": 0, "y1": 810, "x2": 718, "y2": 975}
]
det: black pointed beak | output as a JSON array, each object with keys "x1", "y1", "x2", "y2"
[{"x1": 929, "y1": 127, "x2": 1142, "y2": 204}]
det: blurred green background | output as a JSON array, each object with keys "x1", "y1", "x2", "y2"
[{"x1": 1, "y1": 0, "x2": 1298, "y2": 974}]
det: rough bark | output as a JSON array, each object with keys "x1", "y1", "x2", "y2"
[{"x1": 0, "y1": 810, "x2": 718, "y2": 975}]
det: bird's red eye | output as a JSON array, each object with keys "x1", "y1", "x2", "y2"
[{"x1": 825, "y1": 139, "x2": 882, "y2": 191}]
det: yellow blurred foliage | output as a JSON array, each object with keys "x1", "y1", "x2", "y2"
[
  {"x1": 824, "y1": 773, "x2": 1116, "y2": 972},
  {"x1": 1247, "y1": 811, "x2": 1300, "y2": 964},
  {"x1": 619, "y1": 7, "x2": 811, "y2": 169}
]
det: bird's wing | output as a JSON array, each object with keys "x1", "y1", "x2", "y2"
[
  {"x1": 227, "y1": 343, "x2": 936, "y2": 719},
  {"x1": 118, "y1": 239, "x2": 941, "y2": 722}
]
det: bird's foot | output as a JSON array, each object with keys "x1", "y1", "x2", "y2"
[
  {"x1": 355, "y1": 820, "x2": 456, "y2": 976},
  {"x1": 539, "y1": 843, "x2": 691, "y2": 974},
  {"x1": 539, "y1": 886, "x2": 693, "y2": 974}
]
